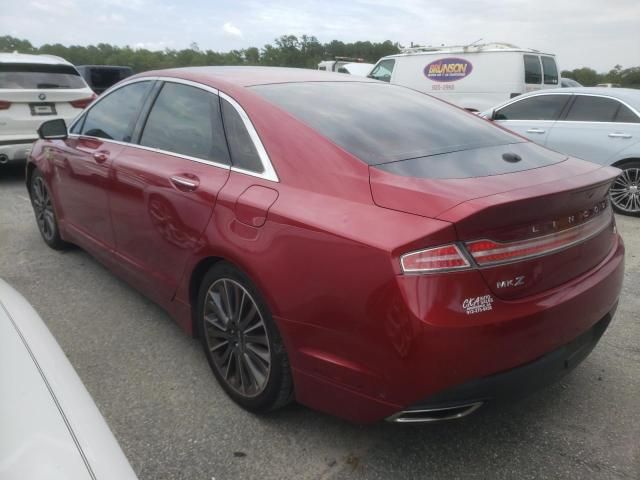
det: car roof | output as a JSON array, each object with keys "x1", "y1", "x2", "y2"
[
  {"x1": 77, "y1": 65, "x2": 132, "y2": 69},
  {"x1": 0, "y1": 52, "x2": 72, "y2": 66},
  {"x1": 136, "y1": 66, "x2": 378, "y2": 87}
]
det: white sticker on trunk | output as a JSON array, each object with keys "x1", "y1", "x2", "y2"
[{"x1": 462, "y1": 295, "x2": 494, "y2": 315}]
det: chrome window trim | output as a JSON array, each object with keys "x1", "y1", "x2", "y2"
[
  {"x1": 496, "y1": 91, "x2": 640, "y2": 124},
  {"x1": 219, "y1": 91, "x2": 279, "y2": 182},
  {"x1": 67, "y1": 133, "x2": 232, "y2": 171},
  {"x1": 69, "y1": 76, "x2": 279, "y2": 182}
]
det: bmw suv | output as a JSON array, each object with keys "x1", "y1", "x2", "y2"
[{"x1": 0, "y1": 52, "x2": 95, "y2": 165}]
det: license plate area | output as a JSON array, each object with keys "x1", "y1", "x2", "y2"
[{"x1": 29, "y1": 103, "x2": 57, "y2": 116}]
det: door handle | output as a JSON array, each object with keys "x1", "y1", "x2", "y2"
[
  {"x1": 526, "y1": 128, "x2": 546, "y2": 134},
  {"x1": 170, "y1": 175, "x2": 200, "y2": 192},
  {"x1": 92, "y1": 150, "x2": 109, "y2": 163},
  {"x1": 608, "y1": 133, "x2": 632, "y2": 139}
]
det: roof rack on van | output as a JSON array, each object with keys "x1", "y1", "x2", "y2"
[{"x1": 400, "y1": 42, "x2": 539, "y2": 55}]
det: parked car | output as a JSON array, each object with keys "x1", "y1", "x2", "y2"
[
  {"x1": 368, "y1": 43, "x2": 560, "y2": 111},
  {"x1": 596, "y1": 83, "x2": 621, "y2": 88},
  {"x1": 317, "y1": 56, "x2": 370, "y2": 74},
  {"x1": 0, "y1": 278, "x2": 138, "y2": 480},
  {"x1": 336, "y1": 62, "x2": 374, "y2": 77},
  {"x1": 76, "y1": 65, "x2": 134, "y2": 94},
  {"x1": 27, "y1": 67, "x2": 623, "y2": 424},
  {"x1": 561, "y1": 78, "x2": 583, "y2": 88},
  {"x1": 0, "y1": 52, "x2": 95, "y2": 164},
  {"x1": 483, "y1": 87, "x2": 640, "y2": 215}
]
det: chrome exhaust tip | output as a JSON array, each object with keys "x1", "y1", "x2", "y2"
[
  {"x1": 386, "y1": 401, "x2": 483, "y2": 423},
  {"x1": 0, "y1": 154, "x2": 8, "y2": 164}
]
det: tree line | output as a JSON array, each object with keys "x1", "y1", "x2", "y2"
[
  {"x1": 561, "y1": 65, "x2": 640, "y2": 89},
  {"x1": 0, "y1": 35, "x2": 399, "y2": 72},
  {"x1": 1, "y1": 35, "x2": 638, "y2": 88}
]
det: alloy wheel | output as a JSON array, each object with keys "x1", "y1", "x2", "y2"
[
  {"x1": 610, "y1": 168, "x2": 640, "y2": 214},
  {"x1": 31, "y1": 176, "x2": 56, "y2": 241},
  {"x1": 203, "y1": 278, "x2": 271, "y2": 398}
]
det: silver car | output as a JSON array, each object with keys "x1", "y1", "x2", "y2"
[
  {"x1": 483, "y1": 88, "x2": 640, "y2": 216},
  {"x1": 0, "y1": 279, "x2": 138, "y2": 480}
]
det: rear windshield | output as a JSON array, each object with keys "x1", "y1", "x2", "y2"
[
  {"x1": 252, "y1": 82, "x2": 523, "y2": 164},
  {"x1": 0, "y1": 63, "x2": 86, "y2": 89},
  {"x1": 88, "y1": 67, "x2": 133, "y2": 90}
]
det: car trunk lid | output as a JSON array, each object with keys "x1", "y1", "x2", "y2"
[{"x1": 369, "y1": 145, "x2": 620, "y2": 299}]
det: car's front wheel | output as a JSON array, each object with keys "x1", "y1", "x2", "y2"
[
  {"x1": 30, "y1": 169, "x2": 69, "y2": 249},
  {"x1": 196, "y1": 262, "x2": 293, "y2": 412},
  {"x1": 610, "y1": 161, "x2": 640, "y2": 217}
]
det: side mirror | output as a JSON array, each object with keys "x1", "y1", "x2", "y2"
[
  {"x1": 38, "y1": 119, "x2": 68, "y2": 140},
  {"x1": 488, "y1": 109, "x2": 496, "y2": 121}
]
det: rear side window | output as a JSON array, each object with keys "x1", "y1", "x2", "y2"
[
  {"x1": 565, "y1": 96, "x2": 621, "y2": 122},
  {"x1": 253, "y1": 82, "x2": 522, "y2": 165},
  {"x1": 541, "y1": 56, "x2": 558, "y2": 85},
  {"x1": 523, "y1": 55, "x2": 542, "y2": 84},
  {"x1": 81, "y1": 81, "x2": 151, "y2": 141},
  {"x1": 495, "y1": 94, "x2": 570, "y2": 121},
  {"x1": 220, "y1": 98, "x2": 264, "y2": 173},
  {"x1": 140, "y1": 83, "x2": 230, "y2": 164},
  {"x1": 0, "y1": 63, "x2": 86, "y2": 89},
  {"x1": 616, "y1": 104, "x2": 640, "y2": 123},
  {"x1": 368, "y1": 59, "x2": 395, "y2": 83}
]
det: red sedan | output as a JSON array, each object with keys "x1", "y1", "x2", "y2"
[{"x1": 27, "y1": 67, "x2": 624, "y2": 424}]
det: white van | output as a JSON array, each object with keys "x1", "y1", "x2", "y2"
[
  {"x1": 318, "y1": 57, "x2": 373, "y2": 76},
  {"x1": 368, "y1": 43, "x2": 561, "y2": 111}
]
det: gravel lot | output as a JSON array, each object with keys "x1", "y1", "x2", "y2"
[{"x1": 1, "y1": 163, "x2": 639, "y2": 480}]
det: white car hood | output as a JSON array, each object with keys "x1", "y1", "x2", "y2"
[{"x1": 0, "y1": 279, "x2": 137, "y2": 480}]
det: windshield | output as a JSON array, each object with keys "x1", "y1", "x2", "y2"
[
  {"x1": 252, "y1": 82, "x2": 523, "y2": 164},
  {"x1": 367, "y1": 59, "x2": 395, "y2": 82},
  {"x1": 0, "y1": 63, "x2": 87, "y2": 89}
]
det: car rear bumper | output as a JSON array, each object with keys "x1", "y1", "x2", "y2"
[
  {"x1": 0, "y1": 139, "x2": 37, "y2": 163},
  {"x1": 282, "y1": 234, "x2": 624, "y2": 424},
  {"x1": 387, "y1": 308, "x2": 613, "y2": 422}
]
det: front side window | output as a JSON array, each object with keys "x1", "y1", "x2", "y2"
[
  {"x1": 565, "y1": 96, "x2": 622, "y2": 122},
  {"x1": 140, "y1": 82, "x2": 230, "y2": 164},
  {"x1": 0, "y1": 63, "x2": 87, "y2": 89},
  {"x1": 495, "y1": 94, "x2": 570, "y2": 121},
  {"x1": 80, "y1": 81, "x2": 151, "y2": 141},
  {"x1": 220, "y1": 98, "x2": 264, "y2": 173},
  {"x1": 541, "y1": 56, "x2": 558, "y2": 85},
  {"x1": 523, "y1": 55, "x2": 542, "y2": 84},
  {"x1": 368, "y1": 59, "x2": 395, "y2": 83}
]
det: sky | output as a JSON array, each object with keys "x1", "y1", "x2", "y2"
[{"x1": 1, "y1": 0, "x2": 639, "y2": 72}]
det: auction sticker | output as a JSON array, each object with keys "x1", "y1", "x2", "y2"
[
  {"x1": 462, "y1": 295, "x2": 494, "y2": 315},
  {"x1": 424, "y1": 57, "x2": 473, "y2": 82}
]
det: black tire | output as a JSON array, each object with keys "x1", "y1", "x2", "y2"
[
  {"x1": 30, "y1": 169, "x2": 69, "y2": 250},
  {"x1": 196, "y1": 262, "x2": 294, "y2": 413},
  {"x1": 610, "y1": 160, "x2": 640, "y2": 217}
]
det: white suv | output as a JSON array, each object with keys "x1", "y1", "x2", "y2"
[{"x1": 0, "y1": 52, "x2": 95, "y2": 164}]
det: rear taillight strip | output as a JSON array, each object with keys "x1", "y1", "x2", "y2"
[
  {"x1": 465, "y1": 207, "x2": 613, "y2": 266},
  {"x1": 400, "y1": 244, "x2": 470, "y2": 273}
]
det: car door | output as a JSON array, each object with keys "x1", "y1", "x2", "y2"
[
  {"x1": 51, "y1": 80, "x2": 153, "y2": 253},
  {"x1": 545, "y1": 94, "x2": 640, "y2": 164},
  {"x1": 493, "y1": 93, "x2": 572, "y2": 145},
  {"x1": 108, "y1": 80, "x2": 231, "y2": 303}
]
